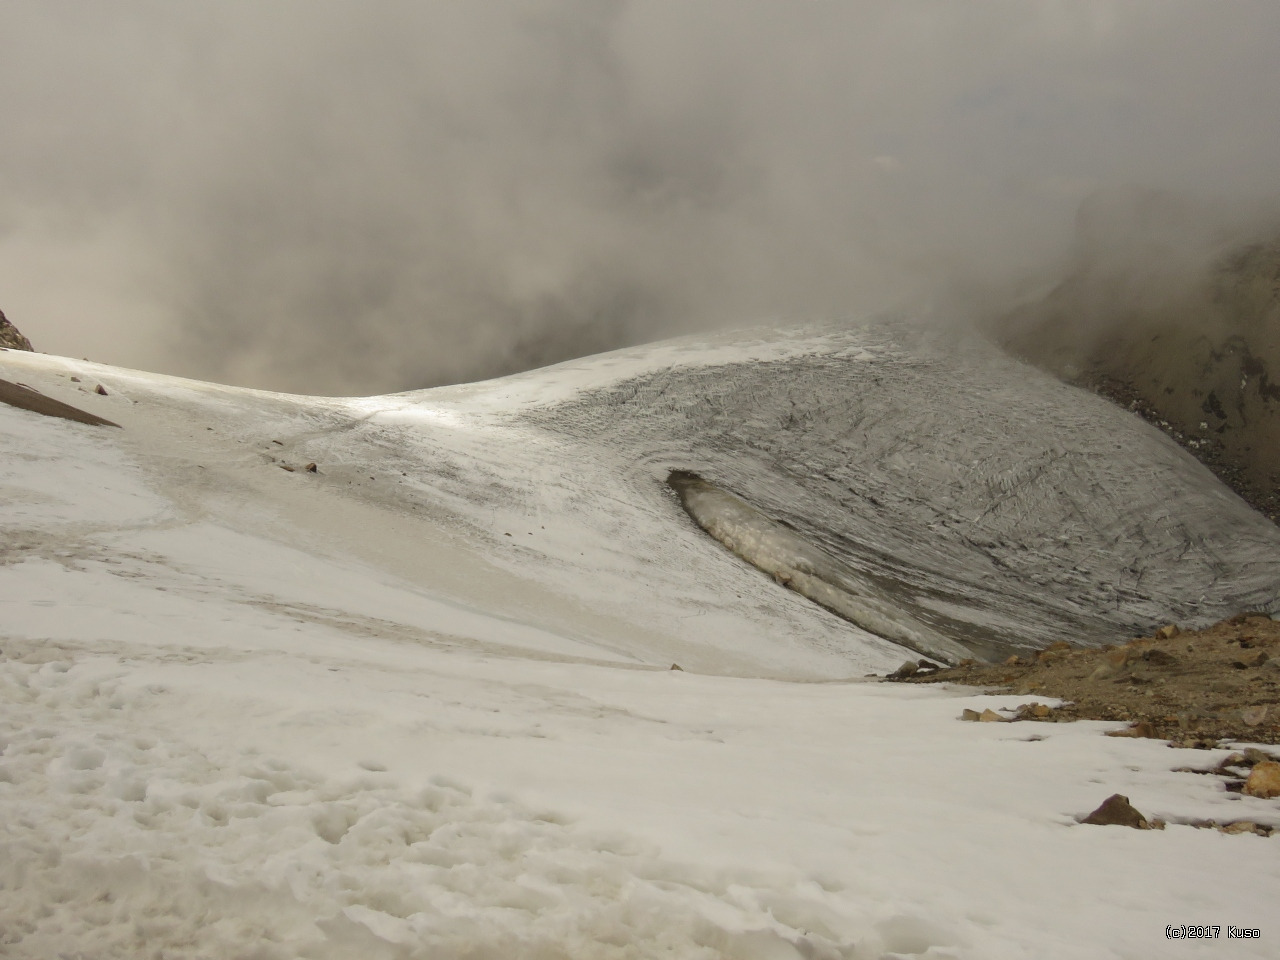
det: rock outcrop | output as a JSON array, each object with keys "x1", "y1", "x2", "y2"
[
  {"x1": 0, "y1": 309, "x2": 34, "y2": 351},
  {"x1": 898, "y1": 612, "x2": 1280, "y2": 745}
]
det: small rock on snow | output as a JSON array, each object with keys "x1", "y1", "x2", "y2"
[{"x1": 1081, "y1": 794, "x2": 1151, "y2": 829}]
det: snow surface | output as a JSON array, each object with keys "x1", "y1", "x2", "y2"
[{"x1": 2, "y1": 323, "x2": 1279, "y2": 959}]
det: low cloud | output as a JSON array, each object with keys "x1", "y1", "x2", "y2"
[{"x1": 2, "y1": 2, "x2": 1279, "y2": 394}]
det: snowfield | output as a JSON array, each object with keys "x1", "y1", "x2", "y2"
[{"x1": 2, "y1": 322, "x2": 1278, "y2": 959}]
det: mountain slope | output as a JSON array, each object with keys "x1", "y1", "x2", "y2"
[{"x1": 2, "y1": 321, "x2": 1278, "y2": 959}]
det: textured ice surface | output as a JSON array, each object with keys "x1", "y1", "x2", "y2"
[
  {"x1": 501, "y1": 321, "x2": 1280, "y2": 656},
  {"x1": 668, "y1": 470, "x2": 972, "y2": 664}
]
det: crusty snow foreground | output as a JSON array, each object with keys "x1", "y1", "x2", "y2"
[{"x1": 1, "y1": 322, "x2": 1277, "y2": 959}]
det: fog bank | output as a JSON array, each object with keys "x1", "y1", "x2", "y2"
[{"x1": 3, "y1": 2, "x2": 1280, "y2": 394}]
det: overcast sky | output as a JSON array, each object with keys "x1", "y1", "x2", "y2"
[{"x1": 2, "y1": 2, "x2": 1279, "y2": 394}]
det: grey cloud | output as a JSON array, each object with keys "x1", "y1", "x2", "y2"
[{"x1": 2, "y1": 2, "x2": 1279, "y2": 393}]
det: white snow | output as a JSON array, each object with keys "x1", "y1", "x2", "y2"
[{"x1": 2, "y1": 330, "x2": 1278, "y2": 959}]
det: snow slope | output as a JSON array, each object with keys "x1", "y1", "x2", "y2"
[{"x1": 2, "y1": 321, "x2": 1278, "y2": 958}]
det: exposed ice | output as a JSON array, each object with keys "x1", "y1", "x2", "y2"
[{"x1": 668, "y1": 470, "x2": 971, "y2": 664}]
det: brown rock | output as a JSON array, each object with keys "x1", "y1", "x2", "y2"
[
  {"x1": 305, "y1": 462, "x2": 318, "y2": 473},
  {"x1": 1221, "y1": 821, "x2": 1262, "y2": 835},
  {"x1": 669, "y1": 663, "x2": 683, "y2": 671},
  {"x1": 960, "y1": 708, "x2": 982, "y2": 722},
  {"x1": 1088, "y1": 647, "x2": 1136, "y2": 681},
  {"x1": 890, "y1": 661, "x2": 919, "y2": 679},
  {"x1": 1141, "y1": 649, "x2": 1177, "y2": 666},
  {"x1": 95, "y1": 384, "x2": 108, "y2": 396},
  {"x1": 1241, "y1": 705, "x2": 1268, "y2": 727},
  {"x1": 1086, "y1": 665, "x2": 1113, "y2": 683},
  {"x1": 1106, "y1": 720, "x2": 1157, "y2": 739},
  {"x1": 1013, "y1": 702, "x2": 1052, "y2": 719},
  {"x1": 1081, "y1": 794, "x2": 1150, "y2": 829},
  {"x1": 1180, "y1": 737, "x2": 1219, "y2": 750},
  {"x1": 1156, "y1": 624, "x2": 1181, "y2": 640},
  {"x1": 1242, "y1": 760, "x2": 1280, "y2": 798},
  {"x1": 1037, "y1": 641, "x2": 1072, "y2": 662},
  {"x1": 978, "y1": 708, "x2": 1008, "y2": 723},
  {"x1": 0, "y1": 308, "x2": 34, "y2": 351}
]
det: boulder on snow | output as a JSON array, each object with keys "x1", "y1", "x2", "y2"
[
  {"x1": 1242, "y1": 760, "x2": 1280, "y2": 799},
  {"x1": 960, "y1": 707, "x2": 1009, "y2": 723},
  {"x1": 1081, "y1": 793, "x2": 1151, "y2": 829},
  {"x1": 1220, "y1": 821, "x2": 1264, "y2": 835}
]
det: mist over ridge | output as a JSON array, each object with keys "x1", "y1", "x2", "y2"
[{"x1": 3, "y1": 2, "x2": 1280, "y2": 395}]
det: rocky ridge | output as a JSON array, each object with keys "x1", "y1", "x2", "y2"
[{"x1": 0, "y1": 308, "x2": 34, "y2": 352}]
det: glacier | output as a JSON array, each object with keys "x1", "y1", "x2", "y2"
[{"x1": 2, "y1": 317, "x2": 1278, "y2": 959}]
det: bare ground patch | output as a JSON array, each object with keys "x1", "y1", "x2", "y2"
[{"x1": 891, "y1": 613, "x2": 1280, "y2": 747}]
